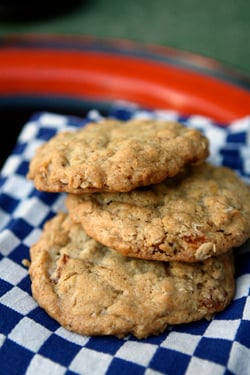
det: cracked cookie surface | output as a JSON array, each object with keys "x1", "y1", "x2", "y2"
[
  {"x1": 29, "y1": 212, "x2": 235, "y2": 339},
  {"x1": 27, "y1": 118, "x2": 209, "y2": 193},
  {"x1": 66, "y1": 162, "x2": 250, "y2": 262}
]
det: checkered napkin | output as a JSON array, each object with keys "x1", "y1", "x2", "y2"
[{"x1": 1, "y1": 103, "x2": 250, "y2": 375}]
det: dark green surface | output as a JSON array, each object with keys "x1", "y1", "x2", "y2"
[{"x1": 0, "y1": 0, "x2": 249, "y2": 74}]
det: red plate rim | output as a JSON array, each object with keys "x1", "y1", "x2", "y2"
[{"x1": 1, "y1": 33, "x2": 250, "y2": 123}]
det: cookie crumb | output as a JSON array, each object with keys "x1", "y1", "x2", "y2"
[{"x1": 22, "y1": 259, "x2": 31, "y2": 268}]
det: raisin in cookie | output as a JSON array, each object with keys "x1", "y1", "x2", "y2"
[
  {"x1": 27, "y1": 118, "x2": 209, "y2": 193},
  {"x1": 29, "y1": 212, "x2": 235, "y2": 339},
  {"x1": 66, "y1": 162, "x2": 250, "y2": 262}
]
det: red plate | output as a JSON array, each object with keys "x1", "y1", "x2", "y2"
[{"x1": 0, "y1": 34, "x2": 250, "y2": 123}]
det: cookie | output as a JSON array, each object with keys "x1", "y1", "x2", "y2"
[
  {"x1": 27, "y1": 118, "x2": 209, "y2": 193},
  {"x1": 66, "y1": 162, "x2": 250, "y2": 262},
  {"x1": 29, "y1": 212, "x2": 235, "y2": 339}
]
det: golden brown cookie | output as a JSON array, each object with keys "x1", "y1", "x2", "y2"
[
  {"x1": 29, "y1": 212, "x2": 235, "y2": 339},
  {"x1": 27, "y1": 118, "x2": 209, "y2": 193},
  {"x1": 66, "y1": 162, "x2": 250, "y2": 262}
]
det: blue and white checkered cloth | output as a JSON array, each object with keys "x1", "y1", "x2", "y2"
[{"x1": 1, "y1": 103, "x2": 250, "y2": 375}]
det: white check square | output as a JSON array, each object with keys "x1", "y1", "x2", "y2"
[
  {"x1": 26, "y1": 354, "x2": 66, "y2": 375},
  {"x1": 0, "y1": 258, "x2": 26, "y2": 284},
  {"x1": 161, "y1": 332, "x2": 201, "y2": 356},
  {"x1": 186, "y1": 356, "x2": 225, "y2": 375},
  {"x1": 69, "y1": 347, "x2": 112, "y2": 375},
  {"x1": 204, "y1": 319, "x2": 241, "y2": 341},
  {"x1": 0, "y1": 287, "x2": 36, "y2": 315},
  {"x1": 9, "y1": 317, "x2": 51, "y2": 352},
  {"x1": 116, "y1": 341, "x2": 157, "y2": 366}
]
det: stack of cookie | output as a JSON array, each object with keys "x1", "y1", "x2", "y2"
[{"x1": 27, "y1": 118, "x2": 250, "y2": 339}]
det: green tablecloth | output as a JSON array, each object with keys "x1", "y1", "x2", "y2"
[{"x1": 0, "y1": 0, "x2": 249, "y2": 75}]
